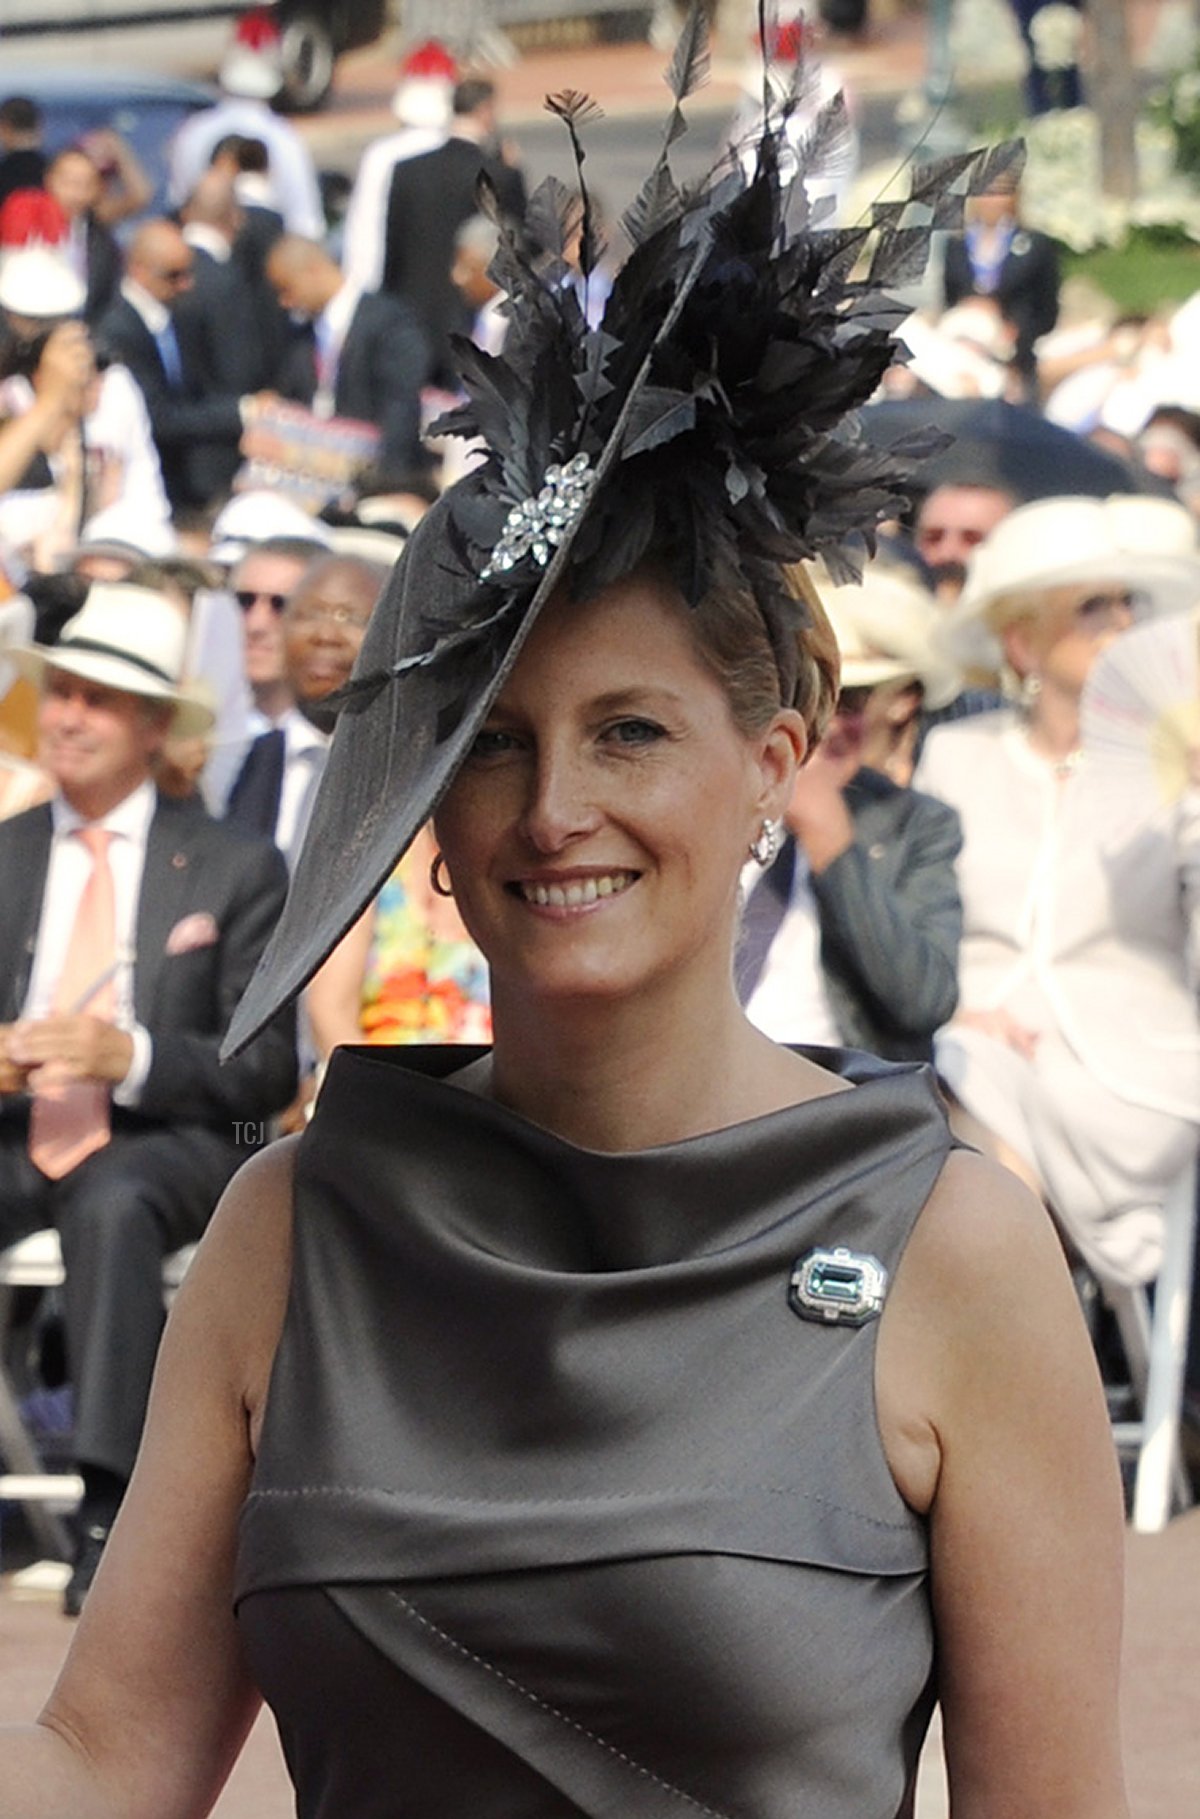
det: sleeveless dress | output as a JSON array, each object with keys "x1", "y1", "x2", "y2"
[{"x1": 235, "y1": 1044, "x2": 953, "y2": 1818}]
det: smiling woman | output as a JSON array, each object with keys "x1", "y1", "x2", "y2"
[{"x1": 0, "y1": 15, "x2": 1130, "y2": 1819}]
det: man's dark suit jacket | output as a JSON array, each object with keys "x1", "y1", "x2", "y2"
[
  {"x1": 382, "y1": 136, "x2": 526, "y2": 387},
  {"x1": 0, "y1": 791, "x2": 297, "y2": 1131},
  {"x1": 275, "y1": 289, "x2": 430, "y2": 473},
  {"x1": 79, "y1": 213, "x2": 122, "y2": 329},
  {"x1": 93, "y1": 293, "x2": 245, "y2": 509},
  {"x1": 942, "y1": 227, "x2": 1060, "y2": 375},
  {"x1": 174, "y1": 243, "x2": 276, "y2": 396},
  {"x1": 224, "y1": 726, "x2": 286, "y2": 847},
  {"x1": 744, "y1": 767, "x2": 963, "y2": 1063}
]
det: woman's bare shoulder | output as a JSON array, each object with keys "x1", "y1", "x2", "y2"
[
  {"x1": 906, "y1": 1145, "x2": 1070, "y2": 1300},
  {"x1": 877, "y1": 1147, "x2": 1089, "y2": 1512},
  {"x1": 168, "y1": 1135, "x2": 301, "y2": 1428}
]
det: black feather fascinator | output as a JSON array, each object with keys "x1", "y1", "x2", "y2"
[{"x1": 224, "y1": 3, "x2": 1019, "y2": 1054}]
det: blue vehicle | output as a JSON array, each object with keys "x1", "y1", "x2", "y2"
[{"x1": 0, "y1": 69, "x2": 216, "y2": 220}]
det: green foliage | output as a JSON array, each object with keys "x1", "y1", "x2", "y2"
[{"x1": 1063, "y1": 231, "x2": 1200, "y2": 313}]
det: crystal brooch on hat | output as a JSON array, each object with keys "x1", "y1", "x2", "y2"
[
  {"x1": 789, "y1": 1246, "x2": 888, "y2": 1327},
  {"x1": 481, "y1": 453, "x2": 596, "y2": 582}
]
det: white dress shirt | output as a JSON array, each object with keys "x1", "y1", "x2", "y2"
[
  {"x1": 311, "y1": 279, "x2": 363, "y2": 417},
  {"x1": 167, "y1": 97, "x2": 324, "y2": 238},
  {"x1": 275, "y1": 708, "x2": 329, "y2": 860},
  {"x1": 23, "y1": 779, "x2": 156, "y2": 1103},
  {"x1": 340, "y1": 125, "x2": 445, "y2": 292},
  {"x1": 742, "y1": 854, "x2": 842, "y2": 1048}
]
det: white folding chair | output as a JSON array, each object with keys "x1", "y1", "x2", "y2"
[
  {"x1": 1105, "y1": 1155, "x2": 1198, "y2": 1533},
  {"x1": 0, "y1": 1229, "x2": 195, "y2": 1560}
]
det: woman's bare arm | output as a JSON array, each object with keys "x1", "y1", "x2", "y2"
[
  {"x1": 878, "y1": 1149, "x2": 1129, "y2": 1818},
  {"x1": 0, "y1": 1138, "x2": 299, "y2": 1819}
]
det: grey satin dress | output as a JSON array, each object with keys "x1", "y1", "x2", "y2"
[{"x1": 235, "y1": 1044, "x2": 953, "y2": 1817}]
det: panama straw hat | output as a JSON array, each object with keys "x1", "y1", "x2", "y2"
[
  {"x1": 819, "y1": 566, "x2": 964, "y2": 711},
  {"x1": 10, "y1": 584, "x2": 215, "y2": 738}
]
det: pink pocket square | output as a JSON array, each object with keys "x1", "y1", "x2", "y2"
[{"x1": 165, "y1": 911, "x2": 220, "y2": 957}]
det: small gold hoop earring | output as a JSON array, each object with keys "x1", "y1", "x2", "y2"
[{"x1": 430, "y1": 852, "x2": 455, "y2": 898}]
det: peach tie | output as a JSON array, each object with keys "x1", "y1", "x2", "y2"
[{"x1": 28, "y1": 826, "x2": 117, "y2": 1180}]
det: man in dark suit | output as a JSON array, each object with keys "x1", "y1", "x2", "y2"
[
  {"x1": 177, "y1": 168, "x2": 279, "y2": 396},
  {"x1": 379, "y1": 77, "x2": 526, "y2": 387},
  {"x1": 0, "y1": 583, "x2": 296, "y2": 1612},
  {"x1": 942, "y1": 175, "x2": 1060, "y2": 391},
  {"x1": 738, "y1": 668, "x2": 962, "y2": 1063},
  {"x1": 266, "y1": 234, "x2": 430, "y2": 473},
  {"x1": 94, "y1": 217, "x2": 264, "y2": 511}
]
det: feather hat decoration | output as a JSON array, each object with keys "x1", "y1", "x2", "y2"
[{"x1": 225, "y1": 2, "x2": 1019, "y2": 1055}]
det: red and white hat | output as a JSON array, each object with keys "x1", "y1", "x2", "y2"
[
  {"x1": 392, "y1": 39, "x2": 458, "y2": 127},
  {"x1": 220, "y1": 7, "x2": 285, "y2": 101}
]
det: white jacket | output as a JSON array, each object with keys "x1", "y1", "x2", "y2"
[{"x1": 916, "y1": 710, "x2": 1200, "y2": 1123}]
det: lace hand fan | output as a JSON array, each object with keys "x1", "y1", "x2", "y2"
[{"x1": 1081, "y1": 610, "x2": 1200, "y2": 806}]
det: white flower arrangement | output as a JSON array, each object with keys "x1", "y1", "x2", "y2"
[{"x1": 1018, "y1": 107, "x2": 1200, "y2": 249}]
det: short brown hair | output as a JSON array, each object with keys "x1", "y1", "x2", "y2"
[{"x1": 687, "y1": 564, "x2": 840, "y2": 748}]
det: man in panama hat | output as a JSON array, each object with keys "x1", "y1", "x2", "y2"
[{"x1": 0, "y1": 582, "x2": 296, "y2": 1614}]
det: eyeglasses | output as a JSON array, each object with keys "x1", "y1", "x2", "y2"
[
  {"x1": 235, "y1": 589, "x2": 288, "y2": 614},
  {"x1": 287, "y1": 601, "x2": 373, "y2": 631},
  {"x1": 1072, "y1": 590, "x2": 1144, "y2": 628},
  {"x1": 155, "y1": 265, "x2": 192, "y2": 285}
]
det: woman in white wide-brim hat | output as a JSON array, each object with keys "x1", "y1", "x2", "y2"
[{"x1": 916, "y1": 493, "x2": 1200, "y2": 1288}]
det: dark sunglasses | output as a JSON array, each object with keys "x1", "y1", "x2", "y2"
[
  {"x1": 156, "y1": 265, "x2": 192, "y2": 283},
  {"x1": 235, "y1": 589, "x2": 288, "y2": 614}
]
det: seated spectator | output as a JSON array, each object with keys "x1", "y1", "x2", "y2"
[
  {"x1": 94, "y1": 218, "x2": 267, "y2": 513},
  {"x1": 225, "y1": 552, "x2": 388, "y2": 867},
  {"x1": 917, "y1": 496, "x2": 1200, "y2": 1290},
  {"x1": 125, "y1": 555, "x2": 254, "y2": 813},
  {"x1": 226, "y1": 532, "x2": 330, "y2": 734},
  {"x1": 737, "y1": 573, "x2": 962, "y2": 1063},
  {"x1": 809, "y1": 561, "x2": 964, "y2": 786},
  {"x1": 267, "y1": 234, "x2": 431, "y2": 475},
  {"x1": 306, "y1": 822, "x2": 492, "y2": 1062},
  {"x1": 0, "y1": 249, "x2": 172, "y2": 569},
  {"x1": 0, "y1": 582, "x2": 296, "y2": 1614},
  {"x1": 913, "y1": 479, "x2": 1017, "y2": 605}
]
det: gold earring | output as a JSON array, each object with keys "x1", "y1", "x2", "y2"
[{"x1": 430, "y1": 851, "x2": 454, "y2": 897}]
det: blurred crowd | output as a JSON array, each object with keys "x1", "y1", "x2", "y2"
[{"x1": 0, "y1": 4, "x2": 1199, "y2": 1611}]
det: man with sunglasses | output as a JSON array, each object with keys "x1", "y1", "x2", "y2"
[
  {"x1": 228, "y1": 533, "x2": 329, "y2": 736},
  {"x1": 95, "y1": 218, "x2": 273, "y2": 512}
]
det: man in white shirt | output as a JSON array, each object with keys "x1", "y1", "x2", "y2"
[
  {"x1": 339, "y1": 39, "x2": 458, "y2": 294},
  {"x1": 166, "y1": 15, "x2": 324, "y2": 239},
  {"x1": 0, "y1": 583, "x2": 295, "y2": 1612}
]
